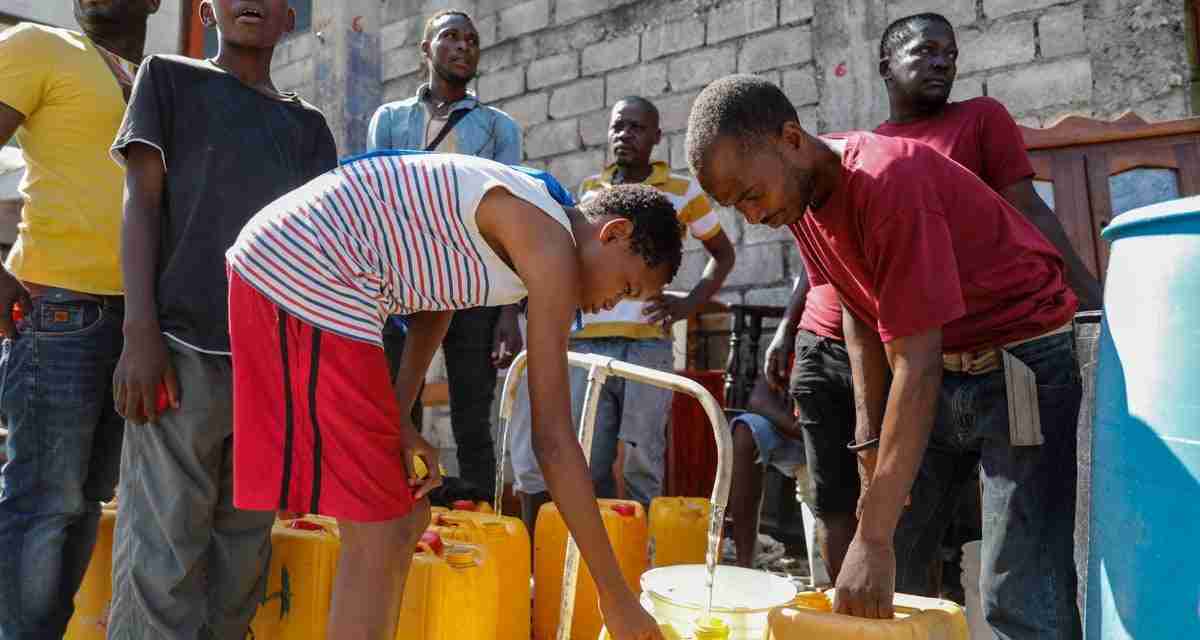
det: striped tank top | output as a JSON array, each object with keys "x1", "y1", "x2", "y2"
[{"x1": 226, "y1": 152, "x2": 573, "y2": 345}]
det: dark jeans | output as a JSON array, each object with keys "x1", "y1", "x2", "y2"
[
  {"x1": 894, "y1": 332, "x2": 1083, "y2": 639},
  {"x1": 0, "y1": 295, "x2": 124, "y2": 639},
  {"x1": 384, "y1": 306, "x2": 500, "y2": 498}
]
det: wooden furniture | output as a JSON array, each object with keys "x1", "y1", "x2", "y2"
[{"x1": 1021, "y1": 113, "x2": 1200, "y2": 280}]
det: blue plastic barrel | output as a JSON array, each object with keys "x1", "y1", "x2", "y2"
[{"x1": 1087, "y1": 195, "x2": 1200, "y2": 638}]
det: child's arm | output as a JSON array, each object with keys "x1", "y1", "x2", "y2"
[
  {"x1": 391, "y1": 310, "x2": 453, "y2": 498},
  {"x1": 112, "y1": 143, "x2": 176, "y2": 424},
  {"x1": 480, "y1": 191, "x2": 663, "y2": 640}
]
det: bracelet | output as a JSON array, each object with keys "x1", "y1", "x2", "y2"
[{"x1": 846, "y1": 437, "x2": 881, "y2": 452}]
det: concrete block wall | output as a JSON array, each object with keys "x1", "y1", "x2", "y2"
[
  {"x1": 273, "y1": 0, "x2": 1194, "y2": 468},
  {"x1": 348, "y1": 0, "x2": 1193, "y2": 310}
]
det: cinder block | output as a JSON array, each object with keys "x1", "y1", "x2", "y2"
[
  {"x1": 548, "y1": 149, "x2": 607, "y2": 194},
  {"x1": 989, "y1": 56, "x2": 1092, "y2": 113},
  {"x1": 549, "y1": 78, "x2": 606, "y2": 119},
  {"x1": 951, "y1": 76, "x2": 985, "y2": 101},
  {"x1": 383, "y1": 45, "x2": 424, "y2": 81},
  {"x1": 500, "y1": 92, "x2": 550, "y2": 126},
  {"x1": 582, "y1": 35, "x2": 641, "y2": 76},
  {"x1": 781, "y1": 0, "x2": 815, "y2": 24},
  {"x1": 556, "y1": 0, "x2": 638, "y2": 25},
  {"x1": 526, "y1": 118, "x2": 580, "y2": 158},
  {"x1": 724, "y1": 242, "x2": 785, "y2": 287},
  {"x1": 782, "y1": 65, "x2": 819, "y2": 106},
  {"x1": 668, "y1": 45, "x2": 737, "y2": 91},
  {"x1": 642, "y1": 17, "x2": 705, "y2": 61},
  {"x1": 984, "y1": 0, "x2": 1066, "y2": 19},
  {"x1": 745, "y1": 285, "x2": 795, "y2": 307},
  {"x1": 738, "y1": 26, "x2": 813, "y2": 73},
  {"x1": 580, "y1": 109, "x2": 613, "y2": 148},
  {"x1": 606, "y1": 62, "x2": 669, "y2": 101},
  {"x1": 957, "y1": 19, "x2": 1036, "y2": 75},
  {"x1": 499, "y1": 0, "x2": 550, "y2": 40},
  {"x1": 887, "y1": 0, "x2": 977, "y2": 27},
  {"x1": 1039, "y1": 6, "x2": 1086, "y2": 59},
  {"x1": 706, "y1": 0, "x2": 778, "y2": 44},
  {"x1": 656, "y1": 90, "x2": 701, "y2": 133},
  {"x1": 478, "y1": 66, "x2": 526, "y2": 102},
  {"x1": 381, "y1": 15, "x2": 422, "y2": 52},
  {"x1": 528, "y1": 52, "x2": 580, "y2": 89}
]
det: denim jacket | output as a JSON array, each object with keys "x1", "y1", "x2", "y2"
[{"x1": 366, "y1": 84, "x2": 522, "y2": 163}]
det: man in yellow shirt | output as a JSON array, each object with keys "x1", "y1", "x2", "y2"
[
  {"x1": 510, "y1": 97, "x2": 736, "y2": 531},
  {"x1": 0, "y1": 2, "x2": 160, "y2": 636}
]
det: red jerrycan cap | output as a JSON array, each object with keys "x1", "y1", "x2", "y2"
[
  {"x1": 420, "y1": 530, "x2": 445, "y2": 556},
  {"x1": 611, "y1": 503, "x2": 636, "y2": 517},
  {"x1": 452, "y1": 500, "x2": 478, "y2": 512},
  {"x1": 288, "y1": 518, "x2": 325, "y2": 531}
]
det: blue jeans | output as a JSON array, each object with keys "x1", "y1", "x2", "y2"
[
  {"x1": 0, "y1": 295, "x2": 124, "y2": 639},
  {"x1": 894, "y1": 332, "x2": 1083, "y2": 639}
]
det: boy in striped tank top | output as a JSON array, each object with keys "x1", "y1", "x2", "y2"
[{"x1": 226, "y1": 151, "x2": 683, "y2": 640}]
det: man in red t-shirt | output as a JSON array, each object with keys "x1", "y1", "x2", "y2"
[
  {"x1": 874, "y1": 12, "x2": 1101, "y2": 311},
  {"x1": 686, "y1": 75, "x2": 1082, "y2": 639}
]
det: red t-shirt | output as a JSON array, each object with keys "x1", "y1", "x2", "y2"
[
  {"x1": 873, "y1": 97, "x2": 1034, "y2": 193},
  {"x1": 797, "y1": 283, "x2": 843, "y2": 340},
  {"x1": 792, "y1": 132, "x2": 1076, "y2": 352}
]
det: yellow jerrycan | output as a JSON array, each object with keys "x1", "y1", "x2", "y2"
[
  {"x1": 533, "y1": 499, "x2": 648, "y2": 640},
  {"x1": 428, "y1": 511, "x2": 531, "y2": 640},
  {"x1": 395, "y1": 536, "x2": 500, "y2": 640},
  {"x1": 648, "y1": 497, "x2": 711, "y2": 568},
  {"x1": 248, "y1": 516, "x2": 341, "y2": 640},
  {"x1": 64, "y1": 505, "x2": 117, "y2": 639},
  {"x1": 767, "y1": 591, "x2": 969, "y2": 640}
]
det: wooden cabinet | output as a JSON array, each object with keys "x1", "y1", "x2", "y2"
[{"x1": 1022, "y1": 114, "x2": 1200, "y2": 281}]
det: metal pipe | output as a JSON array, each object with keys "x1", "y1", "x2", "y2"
[
  {"x1": 494, "y1": 350, "x2": 734, "y2": 639},
  {"x1": 496, "y1": 351, "x2": 733, "y2": 514}
]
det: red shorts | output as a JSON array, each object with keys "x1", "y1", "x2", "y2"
[{"x1": 229, "y1": 270, "x2": 414, "y2": 522}]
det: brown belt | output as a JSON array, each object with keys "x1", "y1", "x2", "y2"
[{"x1": 942, "y1": 322, "x2": 1073, "y2": 375}]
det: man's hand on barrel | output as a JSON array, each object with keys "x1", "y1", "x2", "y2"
[{"x1": 833, "y1": 536, "x2": 896, "y2": 619}]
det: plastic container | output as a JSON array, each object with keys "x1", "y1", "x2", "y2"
[
  {"x1": 396, "y1": 538, "x2": 499, "y2": 640},
  {"x1": 427, "y1": 510, "x2": 531, "y2": 640},
  {"x1": 1087, "y1": 196, "x2": 1200, "y2": 638},
  {"x1": 248, "y1": 516, "x2": 341, "y2": 640},
  {"x1": 64, "y1": 506, "x2": 116, "y2": 639},
  {"x1": 959, "y1": 541, "x2": 988, "y2": 640},
  {"x1": 767, "y1": 590, "x2": 968, "y2": 639},
  {"x1": 534, "y1": 499, "x2": 648, "y2": 640},
  {"x1": 640, "y1": 564, "x2": 797, "y2": 639},
  {"x1": 648, "y1": 497, "x2": 711, "y2": 568}
]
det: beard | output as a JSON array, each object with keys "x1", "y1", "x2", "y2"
[{"x1": 432, "y1": 61, "x2": 475, "y2": 87}]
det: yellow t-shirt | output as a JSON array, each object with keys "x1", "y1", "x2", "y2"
[
  {"x1": 574, "y1": 162, "x2": 721, "y2": 340},
  {"x1": 0, "y1": 24, "x2": 128, "y2": 294}
]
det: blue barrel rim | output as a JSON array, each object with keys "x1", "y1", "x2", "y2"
[{"x1": 1101, "y1": 194, "x2": 1200, "y2": 241}]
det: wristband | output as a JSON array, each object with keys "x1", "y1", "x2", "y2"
[{"x1": 846, "y1": 437, "x2": 880, "y2": 452}]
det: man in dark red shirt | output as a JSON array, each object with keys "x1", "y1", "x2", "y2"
[
  {"x1": 686, "y1": 74, "x2": 1082, "y2": 639},
  {"x1": 875, "y1": 12, "x2": 1102, "y2": 311}
]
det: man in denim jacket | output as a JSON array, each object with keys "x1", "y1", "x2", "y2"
[{"x1": 367, "y1": 9, "x2": 522, "y2": 502}]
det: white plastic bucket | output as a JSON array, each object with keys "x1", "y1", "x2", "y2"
[{"x1": 640, "y1": 564, "x2": 797, "y2": 639}]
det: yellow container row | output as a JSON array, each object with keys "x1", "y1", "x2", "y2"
[{"x1": 66, "y1": 498, "x2": 966, "y2": 640}]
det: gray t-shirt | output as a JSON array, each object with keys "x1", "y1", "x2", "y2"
[{"x1": 113, "y1": 55, "x2": 338, "y2": 353}]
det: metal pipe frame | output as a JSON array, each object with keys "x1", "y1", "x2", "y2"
[{"x1": 493, "y1": 350, "x2": 733, "y2": 640}]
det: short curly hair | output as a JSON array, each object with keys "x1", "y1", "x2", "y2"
[
  {"x1": 879, "y1": 13, "x2": 953, "y2": 61},
  {"x1": 580, "y1": 184, "x2": 683, "y2": 281},
  {"x1": 423, "y1": 9, "x2": 474, "y2": 42},
  {"x1": 686, "y1": 74, "x2": 799, "y2": 181}
]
